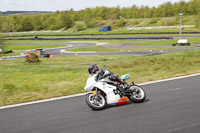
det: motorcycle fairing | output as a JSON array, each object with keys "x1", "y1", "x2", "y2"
[
  {"x1": 91, "y1": 82, "x2": 121, "y2": 104},
  {"x1": 115, "y1": 97, "x2": 129, "y2": 105},
  {"x1": 88, "y1": 91, "x2": 100, "y2": 95},
  {"x1": 121, "y1": 74, "x2": 131, "y2": 81},
  {"x1": 84, "y1": 74, "x2": 97, "y2": 92},
  {"x1": 84, "y1": 74, "x2": 123, "y2": 104}
]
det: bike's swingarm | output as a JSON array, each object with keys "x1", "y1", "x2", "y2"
[{"x1": 125, "y1": 89, "x2": 138, "y2": 95}]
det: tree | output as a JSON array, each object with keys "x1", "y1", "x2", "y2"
[
  {"x1": 0, "y1": 0, "x2": 200, "y2": 32},
  {"x1": 74, "y1": 23, "x2": 86, "y2": 31},
  {"x1": 115, "y1": 17, "x2": 125, "y2": 27},
  {"x1": 98, "y1": 7, "x2": 108, "y2": 20},
  {"x1": 32, "y1": 14, "x2": 43, "y2": 30},
  {"x1": 0, "y1": 16, "x2": 3, "y2": 32},
  {"x1": 130, "y1": 5, "x2": 139, "y2": 18},
  {"x1": 57, "y1": 12, "x2": 73, "y2": 29},
  {"x1": 1, "y1": 22, "x2": 11, "y2": 32},
  {"x1": 19, "y1": 16, "x2": 34, "y2": 31},
  {"x1": 41, "y1": 14, "x2": 49, "y2": 29},
  {"x1": 83, "y1": 9, "x2": 96, "y2": 28},
  {"x1": 9, "y1": 15, "x2": 21, "y2": 32}
]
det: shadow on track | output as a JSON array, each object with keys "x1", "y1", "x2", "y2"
[{"x1": 90, "y1": 99, "x2": 150, "y2": 111}]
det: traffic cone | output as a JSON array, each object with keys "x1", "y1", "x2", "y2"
[{"x1": 50, "y1": 54, "x2": 54, "y2": 58}]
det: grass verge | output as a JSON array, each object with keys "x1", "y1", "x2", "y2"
[
  {"x1": 0, "y1": 52, "x2": 22, "y2": 57},
  {"x1": 1, "y1": 49, "x2": 200, "y2": 106},
  {"x1": 66, "y1": 45, "x2": 195, "y2": 52},
  {"x1": 4, "y1": 44, "x2": 68, "y2": 51}
]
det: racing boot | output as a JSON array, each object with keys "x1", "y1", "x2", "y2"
[
  {"x1": 118, "y1": 78, "x2": 129, "y2": 90},
  {"x1": 123, "y1": 82, "x2": 129, "y2": 90}
]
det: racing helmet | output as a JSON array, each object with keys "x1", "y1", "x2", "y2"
[{"x1": 88, "y1": 64, "x2": 99, "y2": 74}]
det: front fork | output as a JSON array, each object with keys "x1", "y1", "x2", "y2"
[
  {"x1": 89, "y1": 88, "x2": 100, "y2": 99},
  {"x1": 95, "y1": 88, "x2": 99, "y2": 100},
  {"x1": 88, "y1": 88, "x2": 101, "y2": 105}
]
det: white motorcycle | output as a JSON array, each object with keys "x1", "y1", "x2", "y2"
[{"x1": 84, "y1": 74, "x2": 146, "y2": 110}]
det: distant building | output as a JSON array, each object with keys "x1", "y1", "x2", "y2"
[{"x1": 99, "y1": 26, "x2": 112, "y2": 31}]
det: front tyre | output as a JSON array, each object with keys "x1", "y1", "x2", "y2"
[
  {"x1": 86, "y1": 93, "x2": 106, "y2": 110},
  {"x1": 128, "y1": 85, "x2": 146, "y2": 103}
]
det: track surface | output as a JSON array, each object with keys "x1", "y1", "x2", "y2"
[
  {"x1": 1, "y1": 41, "x2": 197, "y2": 60},
  {"x1": 0, "y1": 75, "x2": 200, "y2": 133}
]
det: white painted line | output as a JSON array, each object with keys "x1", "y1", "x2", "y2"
[
  {"x1": 60, "y1": 49, "x2": 96, "y2": 54},
  {"x1": 138, "y1": 73, "x2": 200, "y2": 86},
  {"x1": 0, "y1": 73, "x2": 200, "y2": 110},
  {"x1": 60, "y1": 42, "x2": 106, "y2": 54},
  {"x1": 96, "y1": 43, "x2": 107, "y2": 46},
  {"x1": 168, "y1": 88, "x2": 181, "y2": 91},
  {"x1": 45, "y1": 44, "x2": 73, "y2": 50}
]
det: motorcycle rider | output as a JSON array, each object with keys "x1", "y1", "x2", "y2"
[{"x1": 88, "y1": 64, "x2": 129, "y2": 90}]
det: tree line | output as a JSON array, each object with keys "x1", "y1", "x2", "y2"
[{"x1": 0, "y1": 0, "x2": 199, "y2": 32}]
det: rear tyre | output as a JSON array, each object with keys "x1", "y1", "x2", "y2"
[
  {"x1": 86, "y1": 93, "x2": 106, "y2": 110},
  {"x1": 128, "y1": 85, "x2": 146, "y2": 103}
]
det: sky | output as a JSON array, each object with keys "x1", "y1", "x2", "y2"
[{"x1": 0, "y1": 0, "x2": 191, "y2": 12}]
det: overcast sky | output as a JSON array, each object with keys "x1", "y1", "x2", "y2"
[{"x1": 0, "y1": 0, "x2": 191, "y2": 12}]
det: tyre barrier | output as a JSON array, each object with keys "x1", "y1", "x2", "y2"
[{"x1": 5, "y1": 36, "x2": 173, "y2": 40}]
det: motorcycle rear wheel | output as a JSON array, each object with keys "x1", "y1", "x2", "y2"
[
  {"x1": 86, "y1": 93, "x2": 106, "y2": 110},
  {"x1": 128, "y1": 85, "x2": 146, "y2": 103}
]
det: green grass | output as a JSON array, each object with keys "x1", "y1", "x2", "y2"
[
  {"x1": 0, "y1": 52, "x2": 22, "y2": 57},
  {"x1": 1, "y1": 49, "x2": 200, "y2": 106},
  {"x1": 0, "y1": 43, "x2": 68, "y2": 57},
  {"x1": 4, "y1": 44, "x2": 68, "y2": 51},
  {"x1": 67, "y1": 45, "x2": 119, "y2": 52},
  {"x1": 67, "y1": 46, "x2": 195, "y2": 52},
  {"x1": 7, "y1": 40, "x2": 72, "y2": 43},
  {"x1": 7, "y1": 39, "x2": 153, "y2": 44}
]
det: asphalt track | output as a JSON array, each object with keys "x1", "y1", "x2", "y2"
[
  {"x1": 1, "y1": 41, "x2": 197, "y2": 60},
  {"x1": 0, "y1": 74, "x2": 200, "y2": 133}
]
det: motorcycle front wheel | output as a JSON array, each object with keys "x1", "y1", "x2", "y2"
[
  {"x1": 128, "y1": 85, "x2": 146, "y2": 103},
  {"x1": 86, "y1": 93, "x2": 106, "y2": 110}
]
